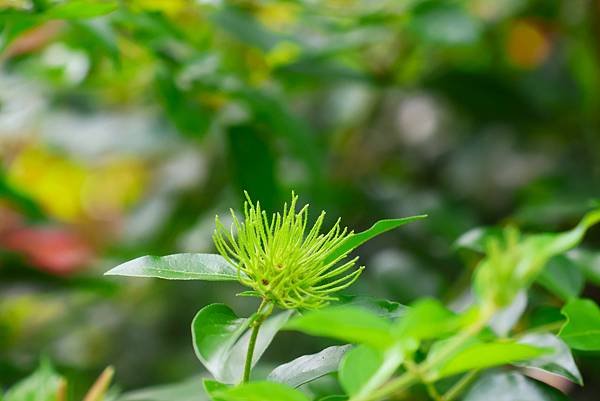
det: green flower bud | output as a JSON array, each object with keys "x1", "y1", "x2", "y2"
[{"x1": 213, "y1": 192, "x2": 363, "y2": 310}]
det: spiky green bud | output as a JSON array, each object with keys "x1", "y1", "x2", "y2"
[{"x1": 213, "y1": 192, "x2": 363, "y2": 310}]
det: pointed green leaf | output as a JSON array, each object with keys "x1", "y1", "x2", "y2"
[
  {"x1": 339, "y1": 345, "x2": 403, "y2": 399},
  {"x1": 559, "y1": 298, "x2": 600, "y2": 351},
  {"x1": 105, "y1": 253, "x2": 241, "y2": 281},
  {"x1": 431, "y1": 341, "x2": 549, "y2": 380},
  {"x1": 211, "y1": 381, "x2": 309, "y2": 401},
  {"x1": 4, "y1": 359, "x2": 63, "y2": 401},
  {"x1": 191, "y1": 304, "x2": 292, "y2": 384},
  {"x1": 325, "y1": 216, "x2": 427, "y2": 263},
  {"x1": 285, "y1": 306, "x2": 394, "y2": 348},
  {"x1": 463, "y1": 371, "x2": 569, "y2": 401},
  {"x1": 267, "y1": 345, "x2": 351, "y2": 388},
  {"x1": 516, "y1": 334, "x2": 582, "y2": 385}
]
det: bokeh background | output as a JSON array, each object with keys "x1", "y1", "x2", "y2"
[{"x1": 1, "y1": 0, "x2": 600, "y2": 399}]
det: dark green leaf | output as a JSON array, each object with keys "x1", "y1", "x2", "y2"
[
  {"x1": 537, "y1": 255, "x2": 584, "y2": 300},
  {"x1": 559, "y1": 298, "x2": 600, "y2": 351},
  {"x1": 267, "y1": 345, "x2": 351, "y2": 388},
  {"x1": 105, "y1": 253, "x2": 240, "y2": 281}
]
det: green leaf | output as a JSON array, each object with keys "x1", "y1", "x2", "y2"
[
  {"x1": 559, "y1": 298, "x2": 600, "y2": 351},
  {"x1": 431, "y1": 341, "x2": 549, "y2": 380},
  {"x1": 537, "y1": 255, "x2": 584, "y2": 300},
  {"x1": 339, "y1": 345, "x2": 403, "y2": 399},
  {"x1": 568, "y1": 248, "x2": 600, "y2": 286},
  {"x1": 4, "y1": 359, "x2": 63, "y2": 401},
  {"x1": 326, "y1": 216, "x2": 427, "y2": 263},
  {"x1": 105, "y1": 253, "x2": 241, "y2": 281},
  {"x1": 191, "y1": 304, "x2": 293, "y2": 383},
  {"x1": 267, "y1": 345, "x2": 352, "y2": 388},
  {"x1": 515, "y1": 334, "x2": 582, "y2": 385},
  {"x1": 334, "y1": 295, "x2": 407, "y2": 320},
  {"x1": 211, "y1": 382, "x2": 309, "y2": 401},
  {"x1": 45, "y1": 1, "x2": 118, "y2": 19},
  {"x1": 203, "y1": 379, "x2": 229, "y2": 398},
  {"x1": 463, "y1": 371, "x2": 569, "y2": 401},
  {"x1": 393, "y1": 298, "x2": 463, "y2": 351},
  {"x1": 116, "y1": 377, "x2": 206, "y2": 401},
  {"x1": 285, "y1": 306, "x2": 394, "y2": 348}
]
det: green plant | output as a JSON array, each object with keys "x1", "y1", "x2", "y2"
[{"x1": 104, "y1": 194, "x2": 600, "y2": 401}]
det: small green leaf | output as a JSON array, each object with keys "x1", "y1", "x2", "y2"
[
  {"x1": 516, "y1": 334, "x2": 582, "y2": 385},
  {"x1": 45, "y1": 0, "x2": 118, "y2": 19},
  {"x1": 559, "y1": 298, "x2": 600, "y2": 351},
  {"x1": 325, "y1": 216, "x2": 427, "y2": 263},
  {"x1": 211, "y1": 381, "x2": 309, "y2": 401},
  {"x1": 191, "y1": 304, "x2": 292, "y2": 383},
  {"x1": 431, "y1": 341, "x2": 549, "y2": 379},
  {"x1": 105, "y1": 253, "x2": 241, "y2": 281},
  {"x1": 463, "y1": 371, "x2": 569, "y2": 401},
  {"x1": 393, "y1": 298, "x2": 463, "y2": 351},
  {"x1": 285, "y1": 306, "x2": 394, "y2": 348},
  {"x1": 267, "y1": 345, "x2": 351, "y2": 388},
  {"x1": 339, "y1": 345, "x2": 403, "y2": 399}
]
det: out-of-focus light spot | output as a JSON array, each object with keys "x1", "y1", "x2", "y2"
[
  {"x1": 396, "y1": 94, "x2": 440, "y2": 145},
  {"x1": 7, "y1": 146, "x2": 87, "y2": 221},
  {"x1": 505, "y1": 20, "x2": 551, "y2": 70},
  {"x1": 81, "y1": 158, "x2": 147, "y2": 220},
  {"x1": 41, "y1": 43, "x2": 90, "y2": 84},
  {"x1": 130, "y1": 0, "x2": 189, "y2": 14},
  {"x1": 0, "y1": 226, "x2": 93, "y2": 274},
  {"x1": 6, "y1": 145, "x2": 147, "y2": 222},
  {"x1": 266, "y1": 41, "x2": 301, "y2": 68},
  {"x1": 470, "y1": 0, "x2": 525, "y2": 21},
  {"x1": 0, "y1": 74, "x2": 45, "y2": 136},
  {"x1": 256, "y1": 2, "x2": 300, "y2": 31}
]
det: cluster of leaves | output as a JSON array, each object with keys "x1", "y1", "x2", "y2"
[{"x1": 89, "y1": 195, "x2": 600, "y2": 401}]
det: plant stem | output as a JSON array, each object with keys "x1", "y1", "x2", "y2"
[
  {"x1": 442, "y1": 370, "x2": 479, "y2": 401},
  {"x1": 242, "y1": 299, "x2": 269, "y2": 383}
]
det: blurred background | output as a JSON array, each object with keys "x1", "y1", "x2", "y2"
[{"x1": 1, "y1": 0, "x2": 600, "y2": 399}]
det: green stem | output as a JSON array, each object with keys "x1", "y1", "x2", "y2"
[
  {"x1": 242, "y1": 299, "x2": 269, "y2": 383},
  {"x1": 442, "y1": 370, "x2": 479, "y2": 401}
]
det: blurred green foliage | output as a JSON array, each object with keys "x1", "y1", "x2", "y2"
[{"x1": 1, "y1": 0, "x2": 600, "y2": 399}]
